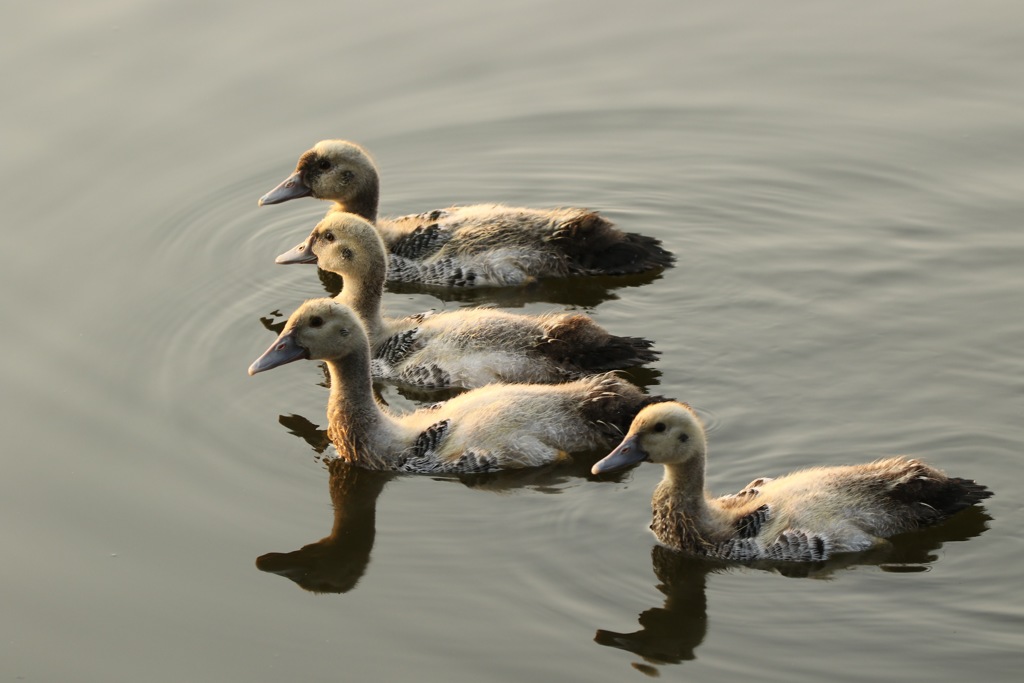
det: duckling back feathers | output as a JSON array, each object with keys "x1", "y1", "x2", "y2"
[
  {"x1": 370, "y1": 308, "x2": 658, "y2": 389},
  {"x1": 397, "y1": 373, "x2": 663, "y2": 473},
  {"x1": 383, "y1": 205, "x2": 673, "y2": 287}
]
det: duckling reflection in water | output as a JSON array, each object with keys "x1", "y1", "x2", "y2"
[
  {"x1": 257, "y1": 461, "x2": 392, "y2": 594},
  {"x1": 257, "y1": 454, "x2": 615, "y2": 594},
  {"x1": 261, "y1": 140, "x2": 674, "y2": 287},
  {"x1": 595, "y1": 505, "x2": 991, "y2": 671},
  {"x1": 249, "y1": 299, "x2": 666, "y2": 473},
  {"x1": 592, "y1": 402, "x2": 992, "y2": 562},
  {"x1": 276, "y1": 212, "x2": 660, "y2": 389}
]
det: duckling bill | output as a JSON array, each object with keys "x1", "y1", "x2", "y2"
[{"x1": 593, "y1": 402, "x2": 992, "y2": 562}]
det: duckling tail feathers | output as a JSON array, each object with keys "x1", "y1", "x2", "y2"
[
  {"x1": 892, "y1": 468, "x2": 993, "y2": 524},
  {"x1": 538, "y1": 314, "x2": 659, "y2": 371},
  {"x1": 551, "y1": 212, "x2": 675, "y2": 276},
  {"x1": 945, "y1": 477, "x2": 994, "y2": 509}
]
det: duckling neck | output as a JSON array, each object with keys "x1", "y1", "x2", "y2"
[
  {"x1": 324, "y1": 349, "x2": 399, "y2": 469},
  {"x1": 327, "y1": 464, "x2": 389, "y2": 539},
  {"x1": 332, "y1": 182, "x2": 379, "y2": 223},
  {"x1": 660, "y1": 460, "x2": 710, "y2": 512},
  {"x1": 334, "y1": 273, "x2": 386, "y2": 343},
  {"x1": 652, "y1": 459, "x2": 719, "y2": 552}
]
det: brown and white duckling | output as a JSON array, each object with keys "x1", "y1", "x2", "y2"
[
  {"x1": 592, "y1": 402, "x2": 992, "y2": 562},
  {"x1": 249, "y1": 299, "x2": 665, "y2": 473},
  {"x1": 276, "y1": 212, "x2": 659, "y2": 389},
  {"x1": 260, "y1": 139, "x2": 674, "y2": 287}
]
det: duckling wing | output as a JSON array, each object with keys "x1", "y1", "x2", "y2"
[
  {"x1": 371, "y1": 327, "x2": 424, "y2": 375},
  {"x1": 375, "y1": 329, "x2": 420, "y2": 365},
  {"x1": 694, "y1": 497, "x2": 836, "y2": 561},
  {"x1": 399, "y1": 419, "x2": 450, "y2": 473},
  {"x1": 710, "y1": 527, "x2": 832, "y2": 563},
  {"x1": 390, "y1": 221, "x2": 452, "y2": 260},
  {"x1": 757, "y1": 530, "x2": 832, "y2": 562},
  {"x1": 386, "y1": 253, "x2": 482, "y2": 287},
  {"x1": 734, "y1": 504, "x2": 772, "y2": 538},
  {"x1": 372, "y1": 312, "x2": 457, "y2": 384},
  {"x1": 398, "y1": 418, "x2": 499, "y2": 474}
]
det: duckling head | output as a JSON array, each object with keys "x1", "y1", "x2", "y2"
[
  {"x1": 276, "y1": 213, "x2": 384, "y2": 279},
  {"x1": 249, "y1": 298, "x2": 368, "y2": 375},
  {"x1": 259, "y1": 140, "x2": 379, "y2": 209},
  {"x1": 592, "y1": 401, "x2": 706, "y2": 474}
]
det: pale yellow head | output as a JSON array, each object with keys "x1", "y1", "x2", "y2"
[
  {"x1": 248, "y1": 299, "x2": 369, "y2": 374},
  {"x1": 298, "y1": 140, "x2": 379, "y2": 203},
  {"x1": 591, "y1": 401, "x2": 707, "y2": 474},
  {"x1": 259, "y1": 140, "x2": 381, "y2": 218},
  {"x1": 307, "y1": 212, "x2": 386, "y2": 279}
]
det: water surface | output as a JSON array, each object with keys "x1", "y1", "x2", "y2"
[{"x1": 2, "y1": 1, "x2": 1022, "y2": 681}]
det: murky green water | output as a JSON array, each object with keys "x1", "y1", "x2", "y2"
[{"x1": 3, "y1": 1, "x2": 1022, "y2": 680}]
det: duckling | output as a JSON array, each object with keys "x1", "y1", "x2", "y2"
[
  {"x1": 260, "y1": 139, "x2": 674, "y2": 287},
  {"x1": 276, "y1": 212, "x2": 659, "y2": 389},
  {"x1": 592, "y1": 402, "x2": 992, "y2": 562},
  {"x1": 249, "y1": 299, "x2": 665, "y2": 473}
]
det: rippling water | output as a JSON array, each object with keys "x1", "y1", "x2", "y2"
[{"x1": 3, "y1": 1, "x2": 1023, "y2": 681}]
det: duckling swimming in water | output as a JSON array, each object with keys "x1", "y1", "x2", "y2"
[
  {"x1": 260, "y1": 139, "x2": 674, "y2": 287},
  {"x1": 592, "y1": 401, "x2": 992, "y2": 562},
  {"x1": 249, "y1": 298, "x2": 665, "y2": 473},
  {"x1": 276, "y1": 212, "x2": 659, "y2": 389}
]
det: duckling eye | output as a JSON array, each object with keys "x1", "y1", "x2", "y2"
[
  {"x1": 309, "y1": 316, "x2": 324, "y2": 328},
  {"x1": 341, "y1": 247, "x2": 354, "y2": 259},
  {"x1": 653, "y1": 422, "x2": 666, "y2": 433},
  {"x1": 323, "y1": 232, "x2": 336, "y2": 242},
  {"x1": 317, "y1": 159, "x2": 331, "y2": 171}
]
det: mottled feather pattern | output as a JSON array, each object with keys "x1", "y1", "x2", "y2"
[
  {"x1": 389, "y1": 222, "x2": 451, "y2": 259},
  {"x1": 373, "y1": 328, "x2": 421, "y2": 368},
  {"x1": 409, "y1": 419, "x2": 450, "y2": 459},
  {"x1": 398, "y1": 419, "x2": 500, "y2": 473},
  {"x1": 394, "y1": 363, "x2": 452, "y2": 388},
  {"x1": 734, "y1": 504, "x2": 771, "y2": 538},
  {"x1": 651, "y1": 502, "x2": 833, "y2": 562},
  {"x1": 715, "y1": 531, "x2": 832, "y2": 563},
  {"x1": 400, "y1": 448, "x2": 499, "y2": 475},
  {"x1": 761, "y1": 531, "x2": 831, "y2": 562},
  {"x1": 386, "y1": 254, "x2": 481, "y2": 287}
]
